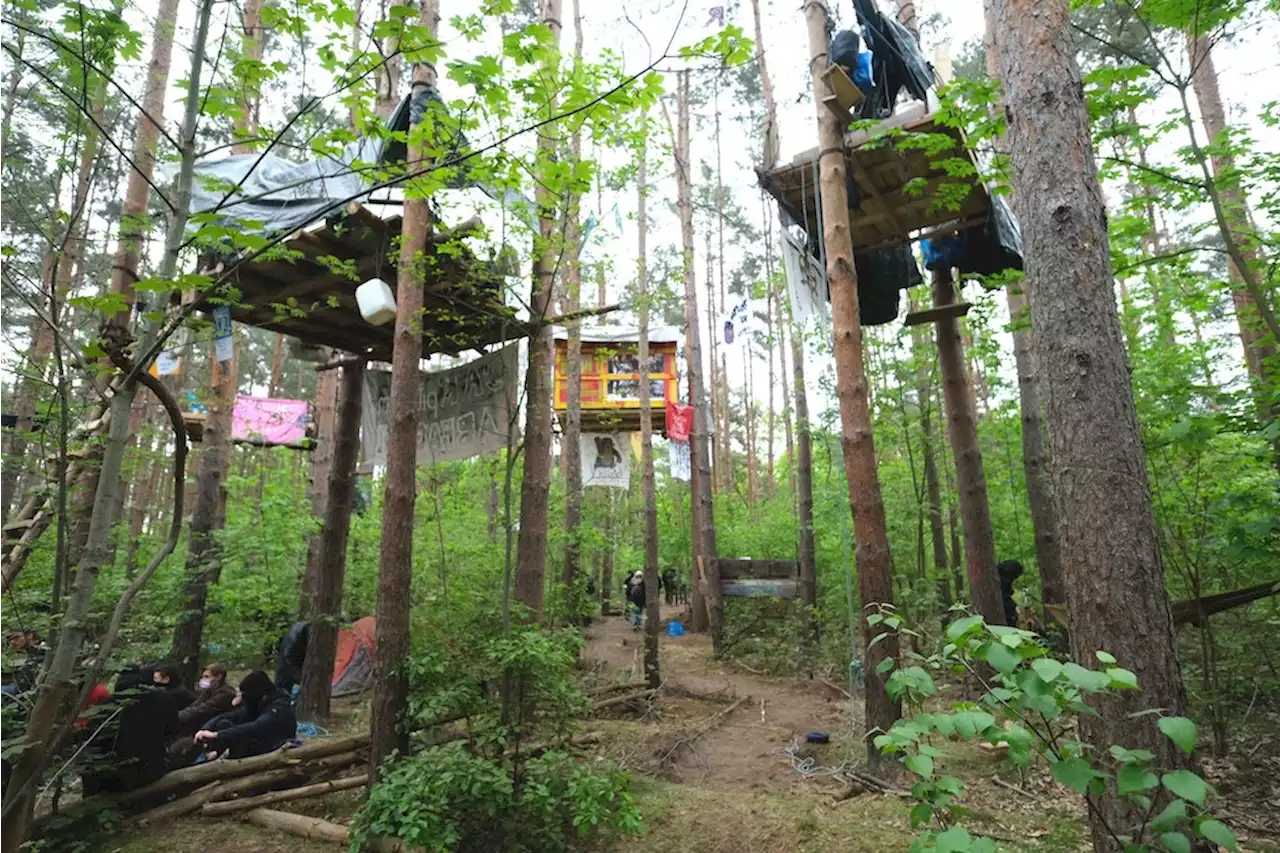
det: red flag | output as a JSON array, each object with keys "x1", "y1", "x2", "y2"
[{"x1": 666, "y1": 402, "x2": 694, "y2": 442}]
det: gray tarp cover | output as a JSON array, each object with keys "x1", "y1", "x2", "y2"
[{"x1": 189, "y1": 91, "x2": 533, "y2": 240}]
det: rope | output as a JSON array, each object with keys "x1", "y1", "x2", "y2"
[{"x1": 779, "y1": 736, "x2": 850, "y2": 778}]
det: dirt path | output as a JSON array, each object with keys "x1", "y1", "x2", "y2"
[{"x1": 584, "y1": 605, "x2": 857, "y2": 795}]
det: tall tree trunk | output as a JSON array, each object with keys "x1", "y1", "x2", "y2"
[
  {"x1": 1186, "y1": 34, "x2": 1277, "y2": 430},
  {"x1": 600, "y1": 490, "x2": 614, "y2": 615},
  {"x1": 790, "y1": 291, "x2": 818, "y2": 628},
  {"x1": 370, "y1": 0, "x2": 440, "y2": 773},
  {"x1": 749, "y1": 0, "x2": 780, "y2": 170},
  {"x1": 715, "y1": 80, "x2": 734, "y2": 500},
  {"x1": 0, "y1": 0, "x2": 210, "y2": 838},
  {"x1": 560, "y1": 0, "x2": 585, "y2": 601},
  {"x1": 637, "y1": 115, "x2": 661, "y2": 688},
  {"x1": 171, "y1": 0, "x2": 263, "y2": 681},
  {"x1": 765, "y1": 284, "x2": 776, "y2": 497},
  {"x1": 297, "y1": 361, "x2": 364, "y2": 724},
  {"x1": 301, "y1": 364, "x2": 339, "y2": 616},
  {"x1": 982, "y1": 8, "x2": 1065, "y2": 621},
  {"x1": 912, "y1": 306, "x2": 951, "y2": 609},
  {"x1": 745, "y1": 339, "x2": 757, "y2": 508},
  {"x1": 993, "y1": 4, "x2": 1189, "y2": 847},
  {"x1": 804, "y1": 0, "x2": 899, "y2": 763},
  {"x1": 931, "y1": 269, "x2": 1003, "y2": 624},
  {"x1": 705, "y1": 232, "x2": 723, "y2": 494},
  {"x1": 171, "y1": 330, "x2": 238, "y2": 683},
  {"x1": 675, "y1": 70, "x2": 722, "y2": 646},
  {"x1": 514, "y1": 0, "x2": 563, "y2": 621}
]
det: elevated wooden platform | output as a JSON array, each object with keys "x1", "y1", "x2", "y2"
[
  {"x1": 717, "y1": 558, "x2": 799, "y2": 599},
  {"x1": 758, "y1": 102, "x2": 990, "y2": 253},
  {"x1": 196, "y1": 204, "x2": 519, "y2": 361}
]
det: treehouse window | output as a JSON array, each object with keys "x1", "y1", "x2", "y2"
[{"x1": 606, "y1": 378, "x2": 667, "y2": 402}]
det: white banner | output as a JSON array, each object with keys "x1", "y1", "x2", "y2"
[
  {"x1": 361, "y1": 345, "x2": 517, "y2": 467},
  {"x1": 581, "y1": 432, "x2": 630, "y2": 489},
  {"x1": 780, "y1": 227, "x2": 828, "y2": 326},
  {"x1": 669, "y1": 440, "x2": 691, "y2": 481}
]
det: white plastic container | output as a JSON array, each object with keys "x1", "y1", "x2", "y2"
[{"x1": 356, "y1": 277, "x2": 397, "y2": 326}]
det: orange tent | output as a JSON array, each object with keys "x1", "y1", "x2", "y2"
[{"x1": 330, "y1": 616, "x2": 376, "y2": 697}]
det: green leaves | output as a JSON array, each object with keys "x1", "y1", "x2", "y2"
[
  {"x1": 1050, "y1": 757, "x2": 1096, "y2": 795},
  {"x1": 1157, "y1": 717, "x2": 1198, "y2": 755},
  {"x1": 1030, "y1": 658, "x2": 1064, "y2": 683},
  {"x1": 1161, "y1": 770, "x2": 1208, "y2": 806},
  {"x1": 1196, "y1": 819, "x2": 1238, "y2": 852},
  {"x1": 1116, "y1": 764, "x2": 1158, "y2": 795},
  {"x1": 905, "y1": 753, "x2": 934, "y2": 780},
  {"x1": 1160, "y1": 832, "x2": 1192, "y2": 853}
]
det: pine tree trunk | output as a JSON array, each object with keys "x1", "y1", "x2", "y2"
[
  {"x1": 297, "y1": 361, "x2": 364, "y2": 724},
  {"x1": 513, "y1": 0, "x2": 563, "y2": 621},
  {"x1": 171, "y1": 331, "x2": 238, "y2": 684},
  {"x1": 600, "y1": 490, "x2": 614, "y2": 615},
  {"x1": 675, "y1": 70, "x2": 722, "y2": 645},
  {"x1": 705, "y1": 232, "x2": 722, "y2": 494},
  {"x1": 803, "y1": 0, "x2": 899, "y2": 762},
  {"x1": 912, "y1": 307, "x2": 951, "y2": 609},
  {"x1": 1186, "y1": 34, "x2": 1277, "y2": 430},
  {"x1": 790, "y1": 297, "x2": 818, "y2": 625},
  {"x1": 765, "y1": 284, "x2": 775, "y2": 497},
  {"x1": 171, "y1": 0, "x2": 262, "y2": 682},
  {"x1": 637, "y1": 116, "x2": 661, "y2": 688},
  {"x1": 301, "y1": 364, "x2": 339, "y2": 617},
  {"x1": 993, "y1": 4, "x2": 1189, "y2": 844},
  {"x1": 931, "y1": 269, "x2": 1003, "y2": 624},
  {"x1": 370, "y1": 0, "x2": 440, "y2": 773},
  {"x1": 982, "y1": 10, "x2": 1065, "y2": 623},
  {"x1": 560, "y1": 0, "x2": 585, "y2": 599}
]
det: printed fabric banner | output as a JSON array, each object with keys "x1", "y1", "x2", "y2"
[
  {"x1": 581, "y1": 432, "x2": 630, "y2": 490},
  {"x1": 232, "y1": 395, "x2": 310, "y2": 445},
  {"x1": 361, "y1": 345, "x2": 517, "y2": 467},
  {"x1": 669, "y1": 440, "x2": 691, "y2": 482},
  {"x1": 665, "y1": 402, "x2": 693, "y2": 442},
  {"x1": 781, "y1": 227, "x2": 829, "y2": 326}
]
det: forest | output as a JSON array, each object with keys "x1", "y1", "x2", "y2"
[{"x1": 0, "y1": 0, "x2": 1277, "y2": 851}]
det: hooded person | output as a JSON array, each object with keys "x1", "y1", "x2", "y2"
[
  {"x1": 625, "y1": 571, "x2": 646, "y2": 628},
  {"x1": 274, "y1": 621, "x2": 310, "y2": 695},
  {"x1": 81, "y1": 667, "x2": 178, "y2": 795},
  {"x1": 151, "y1": 663, "x2": 196, "y2": 711},
  {"x1": 194, "y1": 670, "x2": 297, "y2": 760}
]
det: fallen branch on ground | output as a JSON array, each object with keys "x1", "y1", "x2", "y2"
[
  {"x1": 202, "y1": 773, "x2": 367, "y2": 816},
  {"x1": 131, "y1": 750, "x2": 362, "y2": 825},
  {"x1": 592, "y1": 689, "x2": 656, "y2": 713},
  {"x1": 244, "y1": 809, "x2": 349, "y2": 844},
  {"x1": 832, "y1": 768, "x2": 904, "y2": 801},
  {"x1": 588, "y1": 681, "x2": 646, "y2": 697},
  {"x1": 819, "y1": 678, "x2": 853, "y2": 701},
  {"x1": 243, "y1": 809, "x2": 416, "y2": 852},
  {"x1": 658, "y1": 694, "x2": 748, "y2": 765}
]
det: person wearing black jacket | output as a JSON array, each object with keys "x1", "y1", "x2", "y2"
[
  {"x1": 194, "y1": 671, "x2": 297, "y2": 760},
  {"x1": 81, "y1": 668, "x2": 179, "y2": 795},
  {"x1": 274, "y1": 621, "x2": 309, "y2": 695}
]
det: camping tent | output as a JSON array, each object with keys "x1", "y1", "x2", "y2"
[{"x1": 330, "y1": 617, "x2": 376, "y2": 697}]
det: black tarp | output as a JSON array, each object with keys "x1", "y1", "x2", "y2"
[{"x1": 850, "y1": 0, "x2": 934, "y2": 119}]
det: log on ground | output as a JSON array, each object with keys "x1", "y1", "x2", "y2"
[{"x1": 201, "y1": 773, "x2": 368, "y2": 816}]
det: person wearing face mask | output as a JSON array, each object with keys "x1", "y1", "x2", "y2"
[
  {"x1": 193, "y1": 670, "x2": 297, "y2": 760},
  {"x1": 168, "y1": 664, "x2": 237, "y2": 767}
]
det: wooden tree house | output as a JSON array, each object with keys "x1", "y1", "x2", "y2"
[{"x1": 552, "y1": 328, "x2": 681, "y2": 435}]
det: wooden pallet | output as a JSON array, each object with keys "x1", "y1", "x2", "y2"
[{"x1": 758, "y1": 103, "x2": 990, "y2": 253}]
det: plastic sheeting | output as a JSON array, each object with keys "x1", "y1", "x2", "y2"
[
  {"x1": 189, "y1": 88, "x2": 534, "y2": 242},
  {"x1": 850, "y1": 0, "x2": 934, "y2": 120},
  {"x1": 919, "y1": 193, "x2": 1023, "y2": 279}
]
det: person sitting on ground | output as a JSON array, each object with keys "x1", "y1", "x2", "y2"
[
  {"x1": 168, "y1": 663, "x2": 237, "y2": 767},
  {"x1": 151, "y1": 663, "x2": 196, "y2": 711},
  {"x1": 81, "y1": 667, "x2": 178, "y2": 795},
  {"x1": 625, "y1": 571, "x2": 646, "y2": 629},
  {"x1": 274, "y1": 621, "x2": 310, "y2": 696},
  {"x1": 194, "y1": 671, "x2": 297, "y2": 760}
]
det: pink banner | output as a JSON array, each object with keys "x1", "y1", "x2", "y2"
[{"x1": 232, "y1": 395, "x2": 310, "y2": 445}]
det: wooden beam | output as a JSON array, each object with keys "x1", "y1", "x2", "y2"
[{"x1": 904, "y1": 301, "x2": 972, "y2": 327}]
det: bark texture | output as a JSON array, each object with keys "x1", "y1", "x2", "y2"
[
  {"x1": 300, "y1": 362, "x2": 339, "y2": 617},
  {"x1": 297, "y1": 361, "x2": 364, "y2": 723},
  {"x1": 1186, "y1": 34, "x2": 1277, "y2": 425},
  {"x1": 371, "y1": 0, "x2": 440, "y2": 773},
  {"x1": 675, "y1": 70, "x2": 722, "y2": 648},
  {"x1": 560, "y1": 0, "x2": 585, "y2": 600},
  {"x1": 931, "y1": 269, "x2": 1003, "y2": 624},
  {"x1": 513, "y1": 0, "x2": 563, "y2": 621},
  {"x1": 637, "y1": 115, "x2": 661, "y2": 688},
  {"x1": 994, "y1": 1, "x2": 1188, "y2": 845},
  {"x1": 803, "y1": 0, "x2": 899, "y2": 762}
]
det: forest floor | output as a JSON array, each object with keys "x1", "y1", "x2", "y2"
[{"x1": 115, "y1": 607, "x2": 1280, "y2": 853}]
